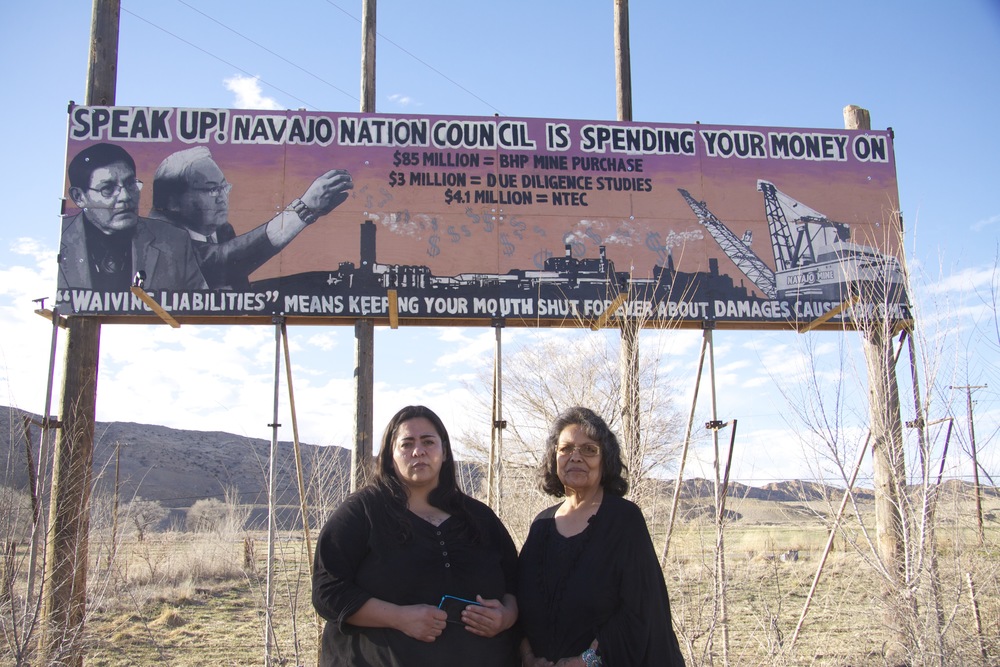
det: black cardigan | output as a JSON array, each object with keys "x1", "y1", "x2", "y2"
[
  {"x1": 517, "y1": 493, "x2": 685, "y2": 665},
  {"x1": 313, "y1": 486, "x2": 519, "y2": 667}
]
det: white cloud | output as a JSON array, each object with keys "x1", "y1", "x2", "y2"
[
  {"x1": 224, "y1": 75, "x2": 283, "y2": 111},
  {"x1": 388, "y1": 93, "x2": 416, "y2": 107},
  {"x1": 0, "y1": 239, "x2": 63, "y2": 414},
  {"x1": 971, "y1": 213, "x2": 1000, "y2": 233},
  {"x1": 926, "y1": 265, "x2": 997, "y2": 295},
  {"x1": 306, "y1": 332, "x2": 340, "y2": 352}
]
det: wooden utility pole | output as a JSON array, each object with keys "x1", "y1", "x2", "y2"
[
  {"x1": 614, "y1": 0, "x2": 632, "y2": 123},
  {"x1": 352, "y1": 0, "x2": 377, "y2": 492},
  {"x1": 951, "y1": 384, "x2": 987, "y2": 545},
  {"x1": 38, "y1": 3, "x2": 117, "y2": 664},
  {"x1": 613, "y1": 0, "x2": 643, "y2": 491},
  {"x1": 846, "y1": 104, "x2": 910, "y2": 662}
]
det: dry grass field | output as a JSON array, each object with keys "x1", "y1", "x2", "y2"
[{"x1": 3, "y1": 485, "x2": 999, "y2": 666}]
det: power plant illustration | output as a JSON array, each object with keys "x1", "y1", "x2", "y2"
[{"x1": 260, "y1": 180, "x2": 907, "y2": 322}]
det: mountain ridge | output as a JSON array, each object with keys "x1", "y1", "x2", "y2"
[{"x1": 4, "y1": 405, "x2": 992, "y2": 510}]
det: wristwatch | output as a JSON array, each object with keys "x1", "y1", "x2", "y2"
[
  {"x1": 288, "y1": 198, "x2": 318, "y2": 225},
  {"x1": 581, "y1": 648, "x2": 602, "y2": 667}
]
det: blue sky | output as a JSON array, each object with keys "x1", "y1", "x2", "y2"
[{"x1": 1, "y1": 0, "x2": 998, "y2": 485}]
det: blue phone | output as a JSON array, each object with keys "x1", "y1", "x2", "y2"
[{"x1": 437, "y1": 595, "x2": 481, "y2": 624}]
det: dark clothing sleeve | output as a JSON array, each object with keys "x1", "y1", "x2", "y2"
[
  {"x1": 312, "y1": 491, "x2": 377, "y2": 628},
  {"x1": 194, "y1": 223, "x2": 277, "y2": 290},
  {"x1": 312, "y1": 488, "x2": 519, "y2": 667},
  {"x1": 517, "y1": 495, "x2": 685, "y2": 666}
]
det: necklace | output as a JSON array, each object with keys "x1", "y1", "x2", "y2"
[
  {"x1": 413, "y1": 509, "x2": 449, "y2": 527},
  {"x1": 420, "y1": 514, "x2": 446, "y2": 526}
]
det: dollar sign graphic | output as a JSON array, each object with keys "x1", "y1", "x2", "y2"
[
  {"x1": 500, "y1": 233, "x2": 515, "y2": 257},
  {"x1": 465, "y1": 207, "x2": 480, "y2": 225},
  {"x1": 645, "y1": 231, "x2": 668, "y2": 263},
  {"x1": 448, "y1": 225, "x2": 461, "y2": 243},
  {"x1": 533, "y1": 249, "x2": 553, "y2": 268},
  {"x1": 427, "y1": 235, "x2": 441, "y2": 257},
  {"x1": 510, "y1": 217, "x2": 527, "y2": 240}
]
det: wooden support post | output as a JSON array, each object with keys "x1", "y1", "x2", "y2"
[
  {"x1": 39, "y1": 7, "x2": 119, "y2": 660},
  {"x1": 612, "y1": 0, "x2": 643, "y2": 501},
  {"x1": 39, "y1": 318, "x2": 101, "y2": 666},
  {"x1": 352, "y1": 0, "x2": 377, "y2": 494},
  {"x1": 352, "y1": 319, "x2": 374, "y2": 492},
  {"x1": 614, "y1": 0, "x2": 632, "y2": 123},
  {"x1": 950, "y1": 384, "x2": 987, "y2": 545},
  {"x1": 966, "y1": 572, "x2": 988, "y2": 663},
  {"x1": 850, "y1": 97, "x2": 910, "y2": 665}
]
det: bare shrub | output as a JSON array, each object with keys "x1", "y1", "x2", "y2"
[{"x1": 122, "y1": 497, "x2": 168, "y2": 542}]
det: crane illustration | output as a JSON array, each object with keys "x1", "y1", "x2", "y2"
[
  {"x1": 678, "y1": 182, "x2": 904, "y2": 302},
  {"x1": 677, "y1": 188, "x2": 777, "y2": 298}
]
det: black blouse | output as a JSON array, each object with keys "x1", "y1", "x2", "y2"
[
  {"x1": 517, "y1": 494, "x2": 685, "y2": 666},
  {"x1": 313, "y1": 486, "x2": 519, "y2": 667}
]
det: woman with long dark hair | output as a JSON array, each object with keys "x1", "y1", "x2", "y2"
[{"x1": 313, "y1": 405, "x2": 519, "y2": 666}]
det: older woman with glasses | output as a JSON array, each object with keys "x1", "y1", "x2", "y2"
[{"x1": 517, "y1": 407, "x2": 685, "y2": 667}]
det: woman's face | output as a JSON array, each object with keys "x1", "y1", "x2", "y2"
[
  {"x1": 555, "y1": 423, "x2": 603, "y2": 493},
  {"x1": 392, "y1": 417, "x2": 445, "y2": 490}
]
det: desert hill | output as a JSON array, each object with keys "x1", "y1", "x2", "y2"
[{"x1": 4, "y1": 405, "x2": 993, "y2": 524}]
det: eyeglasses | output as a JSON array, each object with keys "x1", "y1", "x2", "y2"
[
  {"x1": 89, "y1": 179, "x2": 143, "y2": 199},
  {"x1": 189, "y1": 182, "x2": 232, "y2": 197},
  {"x1": 557, "y1": 443, "x2": 601, "y2": 458}
]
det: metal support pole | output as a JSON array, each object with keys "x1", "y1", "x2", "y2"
[
  {"x1": 790, "y1": 432, "x2": 871, "y2": 648},
  {"x1": 280, "y1": 323, "x2": 314, "y2": 569},
  {"x1": 706, "y1": 329, "x2": 730, "y2": 666},
  {"x1": 661, "y1": 330, "x2": 709, "y2": 564},
  {"x1": 488, "y1": 321, "x2": 505, "y2": 511},
  {"x1": 264, "y1": 318, "x2": 282, "y2": 664},
  {"x1": 25, "y1": 307, "x2": 60, "y2": 606}
]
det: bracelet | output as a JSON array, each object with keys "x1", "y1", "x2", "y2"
[
  {"x1": 288, "y1": 198, "x2": 318, "y2": 225},
  {"x1": 581, "y1": 648, "x2": 602, "y2": 667}
]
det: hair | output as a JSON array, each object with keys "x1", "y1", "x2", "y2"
[
  {"x1": 372, "y1": 405, "x2": 479, "y2": 542},
  {"x1": 67, "y1": 143, "x2": 136, "y2": 189},
  {"x1": 539, "y1": 406, "x2": 629, "y2": 498},
  {"x1": 150, "y1": 146, "x2": 213, "y2": 213}
]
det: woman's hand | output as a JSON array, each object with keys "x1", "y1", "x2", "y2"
[
  {"x1": 519, "y1": 639, "x2": 555, "y2": 667},
  {"x1": 461, "y1": 594, "x2": 517, "y2": 638},
  {"x1": 554, "y1": 658, "x2": 586, "y2": 667},
  {"x1": 396, "y1": 603, "x2": 449, "y2": 643}
]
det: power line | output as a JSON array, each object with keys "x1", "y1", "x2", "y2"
[
  {"x1": 320, "y1": 0, "x2": 504, "y2": 115},
  {"x1": 128, "y1": 2, "x2": 502, "y2": 115},
  {"x1": 121, "y1": 7, "x2": 321, "y2": 110},
  {"x1": 173, "y1": 0, "x2": 358, "y2": 104}
]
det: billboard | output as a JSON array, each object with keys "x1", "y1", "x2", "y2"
[{"x1": 57, "y1": 106, "x2": 909, "y2": 329}]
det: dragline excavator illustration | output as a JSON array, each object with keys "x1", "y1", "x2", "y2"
[{"x1": 677, "y1": 181, "x2": 904, "y2": 302}]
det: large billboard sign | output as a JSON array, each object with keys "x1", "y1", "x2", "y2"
[{"x1": 57, "y1": 106, "x2": 909, "y2": 329}]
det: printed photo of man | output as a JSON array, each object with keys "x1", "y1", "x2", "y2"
[
  {"x1": 59, "y1": 143, "x2": 208, "y2": 292},
  {"x1": 148, "y1": 147, "x2": 353, "y2": 290}
]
